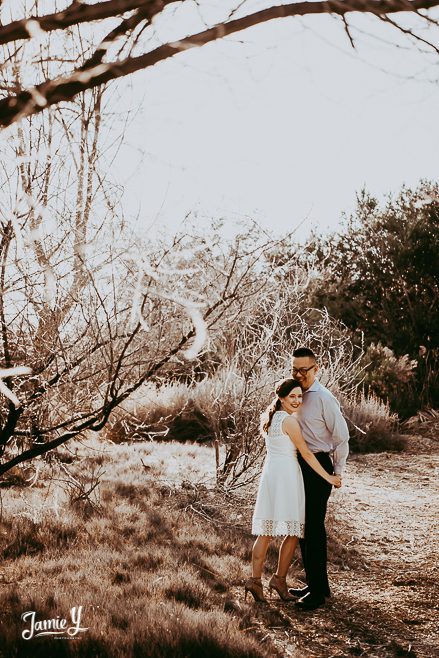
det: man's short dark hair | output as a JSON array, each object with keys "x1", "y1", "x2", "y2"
[{"x1": 292, "y1": 347, "x2": 316, "y2": 360}]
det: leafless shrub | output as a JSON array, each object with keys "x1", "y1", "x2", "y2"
[
  {"x1": 0, "y1": 114, "x2": 286, "y2": 478},
  {"x1": 55, "y1": 461, "x2": 104, "y2": 517},
  {"x1": 198, "y1": 283, "x2": 366, "y2": 487}
]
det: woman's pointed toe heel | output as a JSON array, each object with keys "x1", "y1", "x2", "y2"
[
  {"x1": 244, "y1": 577, "x2": 266, "y2": 602},
  {"x1": 268, "y1": 574, "x2": 295, "y2": 601}
]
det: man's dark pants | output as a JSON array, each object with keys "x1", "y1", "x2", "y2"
[{"x1": 297, "y1": 452, "x2": 333, "y2": 599}]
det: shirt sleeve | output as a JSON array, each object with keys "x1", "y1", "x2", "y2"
[{"x1": 321, "y1": 394, "x2": 350, "y2": 475}]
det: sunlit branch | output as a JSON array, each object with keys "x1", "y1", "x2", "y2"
[
  {"x1": 0, "y1": 0, "x2": 160, "y2": 46},
  {"x1": 1, "y1": 0, "x2": 439, "y2": 127}
]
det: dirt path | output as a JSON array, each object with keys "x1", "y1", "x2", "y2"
[
  {"x1": 238, "y1": 440, "x2": 439, "y2": 658},
  {"x1": 329, "y1": 446, "x2": 439, "y2": 657}
]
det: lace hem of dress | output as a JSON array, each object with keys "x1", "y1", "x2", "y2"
[{"x1": 252, "y1": 519, "x2": 304, "y2": 538}]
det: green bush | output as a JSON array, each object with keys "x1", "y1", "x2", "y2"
[{"x1": 306, "y1": 182, "x2": 439, "y2": 412}]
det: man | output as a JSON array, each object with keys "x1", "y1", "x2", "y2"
[{"x1": 289, "y1": 347, "x2": 349, "y2": 611}]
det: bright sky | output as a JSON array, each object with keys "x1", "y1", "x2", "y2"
[{"x1": 113, "y1": 5, "x2": 439, "y2": 242}]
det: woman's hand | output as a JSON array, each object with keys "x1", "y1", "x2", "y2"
[{"x1": 329, "y1": 474, "x2": 342, "y2": 487}]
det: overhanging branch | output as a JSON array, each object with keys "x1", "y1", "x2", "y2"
[
  {"x1": 0, "y1": 0, "x2": 157, "y2": 46},
  {"x1": 1, "y1": 0, "x2": 439, "y2": 127}
]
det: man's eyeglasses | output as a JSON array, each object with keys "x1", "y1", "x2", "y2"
[{"x1": 292, "y1": 365, "x2": 315, "y2": 377}]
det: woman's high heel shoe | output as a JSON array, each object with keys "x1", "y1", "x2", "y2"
[
  {"x1": 268, "y1": 574, "x2": 295, "y2": 601},
  {"x1": 244, "y1": 577, "x2": 266, "y2": 602}
]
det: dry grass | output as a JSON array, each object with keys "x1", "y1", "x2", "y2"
[
  {"x1": 104, "y1": 377, "x2": 408, "y2": 468},
  {"x1": 104, "y1": 369, "x2": 274, "y2": 489},
  {"x1": 0, "y1": 436, "x2": 436, "y2": 657},
  {"x1": 104, "y1": 382, "x2": 211, "y2": 444},
  {"x1": 0, "y1": 438, "x2": 277, "y2": 658},
  {"x1": 341, "y1": 390, "x2": 406, "y2": 453}
]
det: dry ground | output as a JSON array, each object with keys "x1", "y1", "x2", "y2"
[
  {"x1": 242, "y1": 435, "x2": 438, "y2": 658},
  {"x1": 328, "y1": 442, "x2": 438, "y2": 658},
  {"x1": 0, "y1": 433, "x2": 437, "y2": 657},
  {"x1": 132, "y1": 434, "x2": 439, "y2": 657}
]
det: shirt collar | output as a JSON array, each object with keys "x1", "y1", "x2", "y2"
[{"x1": 303, "y1": 378, "x2": 322, "y2": 393}]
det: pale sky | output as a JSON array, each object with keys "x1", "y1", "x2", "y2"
[{"x1": 112, "y1": 6, "x2": 439, "y2": 242}]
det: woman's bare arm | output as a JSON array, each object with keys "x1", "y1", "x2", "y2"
[{"x1": 282, "y1": 416, "x2": 341, "y2": 487}]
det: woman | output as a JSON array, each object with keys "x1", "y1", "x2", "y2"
[{"x1": 245, "y1": 378, "x2": 341, "y2": 602}]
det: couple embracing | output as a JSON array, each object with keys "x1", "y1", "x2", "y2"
[{"x1": 245, "y1": 347, "x2": 349, "y2": 611}]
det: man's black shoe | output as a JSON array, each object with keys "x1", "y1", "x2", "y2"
[
  {"x1": 288, "y1": 585, "x2": 309, "y2": 597},
  {"x1": 295, "y1": 592, "x2": 325, "y2": 611}
]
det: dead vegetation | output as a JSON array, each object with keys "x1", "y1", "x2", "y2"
[{"x1": 0, "y1": 432, "x2": 436, "y2": 656}]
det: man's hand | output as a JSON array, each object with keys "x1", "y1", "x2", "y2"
[{"x1": 333, "y1": 476, "x2": 342, "y2": 488}]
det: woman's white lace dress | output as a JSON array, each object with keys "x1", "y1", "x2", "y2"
[{"x1": 252, "y1": 410, "x2": 305, "y2": 537}]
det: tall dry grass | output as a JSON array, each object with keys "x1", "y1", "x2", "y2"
[
  {"x1": 105, "y1": 373, "x2": 405, "y2": 468},
  {"x1": 341, "y1": 390, "x2": 406, "y2": 452},
  {"x1": 105, "y1": 381, "x2": 200, "y2": 442},
  {"x1": 105, "y1": 365, "x2": 281, "y2": 489}
]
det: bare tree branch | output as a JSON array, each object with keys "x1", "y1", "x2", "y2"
[
  {"x1": 1, "y1": 0, "x2": 439, "y2": 127},
  {"x1": 0, "y1": 0, "x2": 158, "y2": 46},
  {"x1": 341, "y1": 14, "x2": 357, "y2": 49}
]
